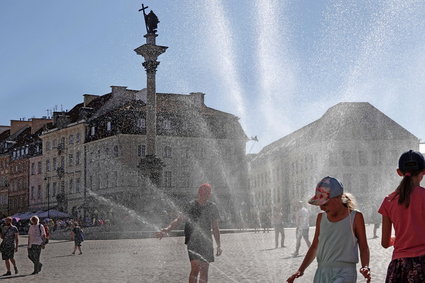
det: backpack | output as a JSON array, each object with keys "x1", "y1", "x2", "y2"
[
  {"x1": 75, "y1": 227, "x2": 84, "y2": 242},
  {"x1": 38, "y1": 224, "x2": 49, "y2": 244}
]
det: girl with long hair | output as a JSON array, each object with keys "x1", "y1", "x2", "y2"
[{"x1": 379, "y1": 150, "x2": 425, "y2": 282}]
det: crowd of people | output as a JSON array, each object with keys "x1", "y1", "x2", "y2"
[
  {"x1": 2, "y1": 149, "x2": 424, "y2": 282},
  {"x1": 0, "y1": 216, "x2": 85, "y2": 276}
]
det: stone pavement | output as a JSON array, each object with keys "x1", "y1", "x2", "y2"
[{"x1": 1, "y1": 225, "x2": 391, "y2": 282}]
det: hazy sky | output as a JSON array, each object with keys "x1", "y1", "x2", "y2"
[{"x1": 1, "y1": 1, "x2": 425, "y2": 153}]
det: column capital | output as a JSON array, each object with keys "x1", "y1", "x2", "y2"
[{"x1": 142, "y1": 61, "x2": 160, "y2": 74}]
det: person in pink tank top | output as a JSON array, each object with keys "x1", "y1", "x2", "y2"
[{"x1": 379, "y1": 150, "x2": 425, "y2": 283}]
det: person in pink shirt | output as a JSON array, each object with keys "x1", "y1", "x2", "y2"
[{"x1": 379, "y1": 150, "x2": 425, "y2": 282}]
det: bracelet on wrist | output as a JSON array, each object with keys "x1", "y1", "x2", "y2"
[{"x1": 361, "y1": 266, "x2": 370, "y2": 271}]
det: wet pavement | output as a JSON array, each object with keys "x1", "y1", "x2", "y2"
[{"x1": 1, "y1": 225, "x2": 391, "y2": 282}]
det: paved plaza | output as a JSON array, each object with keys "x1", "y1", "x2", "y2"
[{"x1": 1, "y1": 225, "x2": 391, "y2": 282}]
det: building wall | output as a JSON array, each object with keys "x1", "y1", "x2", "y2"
[
  {"x1": 0, "y1": 154, "x2": 10, "y2": 216},
  {"x1": 41, "y1": 122, "x2": 86, "y2": 217},
  {"x1": 249, "y1": 107, "x2": 420, "y2": 226},
  {"x1": 28, "y1": 155, "x2": 44, "y2": 211}
]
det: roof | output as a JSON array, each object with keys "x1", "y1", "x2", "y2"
[{"x1": 255, "y1": 102, "x2": 418, "y2": 160}]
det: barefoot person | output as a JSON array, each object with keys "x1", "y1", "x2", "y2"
[{"x1": 157, "y1": 183, "x2": 222, "y2": 283}]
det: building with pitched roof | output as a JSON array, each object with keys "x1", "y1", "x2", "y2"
[{"x1": 248, "y1": 102, "x2": 420, "y2": 224}]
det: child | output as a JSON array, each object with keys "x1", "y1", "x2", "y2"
[
  {"x1": 378, "y1": 150, "x2": 425, "y2": 282},
  {"x1": 287, "y1": 176, "x2": 371, "y2": 283}
]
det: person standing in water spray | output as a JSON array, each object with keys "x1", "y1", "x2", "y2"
[
  {"x1": 379, "y1": 150, "x2": 425, "y2": 282},
  {"x1": 287, "y1": 176, "x2": 371, "y2": 283},
  {"x1": 156, "y1": 183, "x2": 222, "y2": 283}
]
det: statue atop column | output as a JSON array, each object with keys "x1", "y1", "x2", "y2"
[{"x1": 139, "y1": 4, "x2": 160, "y2": 34}]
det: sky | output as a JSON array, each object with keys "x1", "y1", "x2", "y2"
[{"x1": 1, "y1": 1, "x2": 425, "y2": 154}]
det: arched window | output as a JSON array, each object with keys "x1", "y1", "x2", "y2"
[{"x1": 164, "y1": 146, "x2": 172, "y2": 158}]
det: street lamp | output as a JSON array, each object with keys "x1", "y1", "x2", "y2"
[{"x1": 44, "y1": 176, "x2": 50, "y2": 218}]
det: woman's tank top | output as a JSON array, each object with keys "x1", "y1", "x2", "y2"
[{"x1": 317, "y1": 210, "x2": 359, "y2": 267}]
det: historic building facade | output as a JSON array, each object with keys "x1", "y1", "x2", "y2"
[{"x1": 248, "y1": 102, "x2": 420, "y2": 225}]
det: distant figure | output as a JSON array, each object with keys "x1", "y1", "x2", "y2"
[
  {"x1": 261, "y1": 210, "x2": 270, "y2": 233},
  {"x1": 272, "y1": 207, "x2": 285, "y2": 248},
  {"x1": 287, "y1": 176, "x2": 371, "y2": 283},
  {"x1": 0, "y1": 217, "x2": 19, "y2": 276},
  {"x1": 371, "y1": 204, "x2": 380, "y2": 239},
  {"x1": 156, "y1": 184, "x2": 222, "y2": 283},
  {"x1": 27, "y1": 216, "x2": 46, "y2": 275},
  {"x1": 71, "y1": 222, "x2": 84, "y2": 255},
  {"x1": 379, "y1": 150, "x2": 425, "y2": 282},
  {"x1": 292, "y1": 201, "x2": 311, "y2": 257}
]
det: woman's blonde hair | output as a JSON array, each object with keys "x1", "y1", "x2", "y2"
[{"x1": 341, "y1": 193, "x2": 357, "y2": 210}]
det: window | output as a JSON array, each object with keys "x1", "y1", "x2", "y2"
[
  {"x1": 69, "y1": 179, "x2": 74, "y2": 194},
  {"x1": 163, "y1": 119, "x2": 171, "y2": 130},
  {"x1": 91, "y1": 126, "x2": 96, "y2": 136},
  {"x1": 138, "y1": 145, "x2": 146, "y2": 157},
  {"x1": 106, "y1": 121, "x2": 112, "y2": 131},
  {"x1": 137, "y1": 118, "x2": 146, "y2": 129},
  {"x1": 76, "y1": 133, "x2": 81, "y2": 143},
  {"x1": 53, "y1": 157, "x2": 57, "y2": 170},
  {"x1": 164, "y1": 146, "x2": 172, "y2": 158},
  {"x1": 164, "y1": 171, "x2": 172, "y2": 187},
  {"x1": 52, "y1": 182, "x2": 57, "y2": 197},
  {"x1": 342, "y1": 151, "x2": 352, "y2": 166},
  {"x1": 114, "y1": 145, "x2": 119, "y2": 157},
  {"x1": 76, "y1": 151, "x2": 81, "y2": 165},
  {"x1": 37, "y1": 185, "x2": 41, "y2": 199},
  {"x1": 46, "y1": 160, "x2": 50, "y2": 172},
  {"x1": 68, "y1": 153, "x2": 73, "y2": 166},
  {"x1": 69, "y1": 134, "x2": 74, "y2": 144},
  {"x1": 358, "y1": 150, "x2": 368, "y2": 166},
  {"x1": 31, "y1": 186, "x2": 34, "y2": 200},
  {"x1": 37, "y1": 161, "x2": 42, "y2": 174},
  {"x1": 76, "y1": 178, "x2": 80, "y2": 193},
  {"x1": 31, "y1": 163, "x2": 35, "y2": 175}
]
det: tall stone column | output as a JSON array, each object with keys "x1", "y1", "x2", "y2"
[
  {"x1": 134, "y1": 34, "x2": 167, "y2": 156},
  {"x1": 135, "y1": 9, "x2": 168, "y2": 189}
]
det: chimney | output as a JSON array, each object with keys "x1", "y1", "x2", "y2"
[
  {"x1": 83, "y1": 94, "x2": 99, "y2": 107},
  {"x1": 111, "y1": 86, "x2": 128, "y2": 96},
  {"x1": 53, "y1": 112, "x2": 70, "y2": 129},
  {"x1": 189, "y1": 92, "x2": 205, "y2": 108}
]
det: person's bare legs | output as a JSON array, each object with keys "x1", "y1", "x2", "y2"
[
  {"x1": 189, "y1": 260, "x2": 201, "y2": 283},
  {"x1": 5, "y1": 259, "x2": 10, "y2": 273},
  {"x1": 9, "y1": 258, "x2": 17, "y2": 273},
  {"x1": 198, "y1": 261, "x2": 209, "y2": 283}
]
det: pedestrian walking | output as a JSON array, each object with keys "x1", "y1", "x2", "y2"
[
  {"x1": 272, "y1": 206, "x2": 285, "y2": 248},
  {"x1": 287, "y1": 176, "x2": 371, "y2": 283},
  {"x1": 0, "y1": 217, "x2": 19, "y2": 276},
  {"x1": 292, "y1": 201, "x2": 311, "y2": 257},
  {"x1": 156, "y1": 183, "x2": 222, "y2": 283},
  {"x1": 378, "y1": 150, "x2": 425, "y2": 282},
  {"x1": 71, "y1": 222, "x2": 84, "y2": 255},
  {"x1": 27, "y1": 216, "x2": 46, "y2": 275}
]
